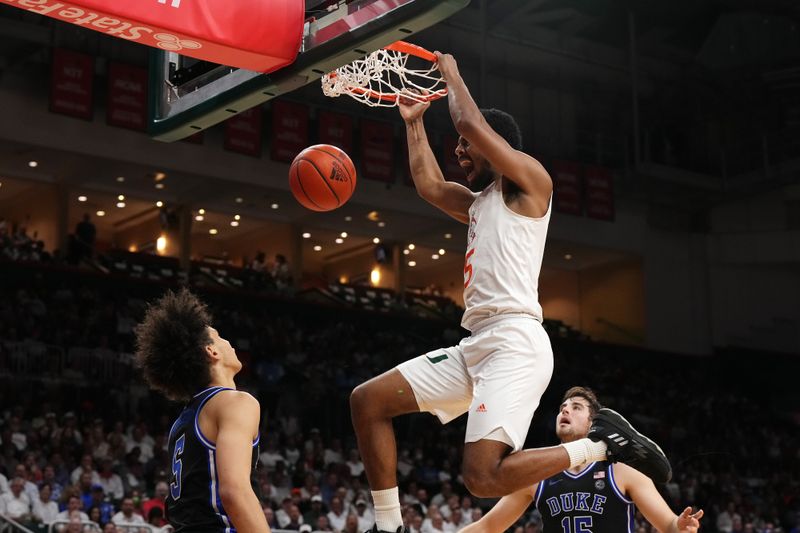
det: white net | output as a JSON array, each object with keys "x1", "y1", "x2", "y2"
[{"x1": 321, "y1": 46, "x2": 447, "y2": 107}]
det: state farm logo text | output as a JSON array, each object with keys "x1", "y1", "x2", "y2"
[{"x1": 0, "y1": 0, "x2": 203, "y2": 49}]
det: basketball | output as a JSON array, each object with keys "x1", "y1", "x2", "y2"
[{"x1": 289, "y1": 144, "x2": 357, "y2": 212}]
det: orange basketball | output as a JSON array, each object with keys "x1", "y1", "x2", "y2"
[{"x1": 289, "y1": 144, "x2": 356, "y2": 211}]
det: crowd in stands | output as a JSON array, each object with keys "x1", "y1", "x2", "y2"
[
  {"x1": 0, "y1": 242, "x2": 799, "y2": 533},
  {"x1": 0, "y1": 218, "x2": 50, "y2": 264}
]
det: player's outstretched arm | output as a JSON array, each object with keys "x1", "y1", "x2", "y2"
[
  {"x1": 399, "y1": 92, "x2": 475, "y2": 224},
  {"x1": 617, "y1": 463, "x2": 703, "y2": 533},
  {"x1": 460, "y1": 486, "x2": 535, "y2": 533},
  {"x1": 436, "y1": 53, "x2": 552, "y2": 207},
  {"x1": 213, "y1": 391, "x2": 271, "y2": 533}
]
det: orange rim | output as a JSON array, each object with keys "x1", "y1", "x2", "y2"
[
  {"x1": 384, "y1": 41, "x2": 438, "y2": 63},
  {"x1": 325, "y1": 41, "x2": 447, "y2": 103}
]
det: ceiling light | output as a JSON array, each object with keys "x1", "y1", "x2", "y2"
[
  {"x1": 313, "y1": 245, "x2": 322, "y2": 251},
  {"x1": 230, "y1": 221, "x2": 239, "y2": 227},
  {"x1": 335, "y1": 238, "x2": 343, "y2": 244},
  {"x1": 209, "y1": 228, "x2": 218, "y2": 235},
  {"x1": 96, "y1": 210, "x2": 105, "y2": 217},
  {"x1": 155, "y1": 183, "x2": 165, "y2": 189},
  {"x1": 302, "y1": 232, "x2": 311, "y2": 239},
  {"x1": 370, "y1": 267, "x2": 380, "y2": 285},
  {"x1": 271, "y1": 203, "x2": 279, "y2": 209},
  {"x1": 116, "y1": 202, "x2": 126, "y2": 208},
  {"x1": 340, "y1": 232, "x2": 348, "y2": 238},
  {"x1": 432, "y1": 254, "x2": 440, "y2": 260},
  {"x1": 408, "y1": 243, "x2": 415, "y2": 250},
  {"x1": 195, "y1": 215, "x2": 204, "y2": 222},
  {"x1": 235, "y1": 197, "x2": 243, "y2": 203},
  {"x1": 367, "y1": 211, "x2": 379, "y2": 221},
  {"x1": 564, "y1": 253, "x2": 573, "y2": 261},
  {"x1": 408, "y1": 261, "x2": 416, "y2": 267},
  {"x1": 154, "y1": 172, "x2": 167, "y2": 182},
  {"x1": 156, "y1": 236, "x2": 167, "y2": 252},
  {"x1": 372, "y1": 237, "x2": 380, "y2": 244},
  {"x1": 403, "y1": 249, "x2": 410, "y2": 255},
  {"x1": 198, "y1": 208, "x2": 205, "y2": 215},
  {"x1": 234, "y1": 215, "x2": 241, "y2": 221},
  {"x1": 117, "y1": 194, "x2": 125, "y2": 201},
  {"x1": 345, "y1": 215, "x2": 353, "y2": 222},
  {"x1": 438, "y1": 249, "x2": 446, "y2": 255},
  {"x1": 378, "y1": 221, "x2": 386, "y2": 227},
  {"x1": 78, "y1": 196, "x2": 87, "y2": 202},
  {"x1": 444, "y1": 233, "x2": 452, "y2": 239},
  {"x1": 128, "y1": 244, "x2": 137, "y2": 253},
  {"x1": 28, "y1": 161, "x2": 38, "y2": 168},
  {"x1": 116, "y1": 176, "x2": 125, "y2": 182},
  {"x1": 156, "y1": 201, "x2": 163, "y2": 207}
]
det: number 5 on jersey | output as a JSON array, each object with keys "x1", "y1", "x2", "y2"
[
  {"x1": 464, "y1": 248, "x2": 475, "y2": 288},
  {"x1": 170, "y1": 434, "x2": 185, "y2": 500}
]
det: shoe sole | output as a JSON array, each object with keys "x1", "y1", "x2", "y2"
[{"x1": 595, "y1": 408, "x2": 672, "y2": 483}]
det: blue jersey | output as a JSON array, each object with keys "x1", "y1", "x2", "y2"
[
  {"x1": 166, "y1": 387, "x2": 260, "y2": 532},
  {"x1": 535, "y1": 461, "x2": 635, "y2": 533}
]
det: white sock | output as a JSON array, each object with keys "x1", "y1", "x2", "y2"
[
  {"x1": 562, "y1": 438, "x2": 608, "y2": 468},
  {"x1": 372, "y1": 487, "x2": 403, "y2": 532}
]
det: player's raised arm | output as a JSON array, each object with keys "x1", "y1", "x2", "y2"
[
  {"x1": 460, "y1": 486, "x2": 536, "y2": 533},
  {"x1": 436, "y1": 52, "x2": 552, "y2": 208},
  {"x1": 399, "y1": 92, "x2": 476, "y2": 224},
  {"x1": 212, "y1": 391, "x2": 271, "y2": 533},
  {"x1": 616, "y1": 463, "x2": 704, "y2": 533}
]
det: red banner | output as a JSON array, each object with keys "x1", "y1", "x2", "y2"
[
  {"x1": 361, "y1": 120, "x2": 394, "y2": 183},
  {"x1": 442, "y1": 135, "x2": 467, "y2": 184},
  {"x1": 552, "y1": 160, "x2": 582, "y2": 216},
  {"x1": 584, "y1": 165, "x2": 614, "y2": 221},
  {"x1": 2, "y1": 0, "x2": 303, "y2": 73},
  {"x1": 224, "y1": 106, "x2": 262, "y2": 157},
  {"x1": 318, "y1": 110, "x2": 353, "y2": 154},
  {"x1": 50, "y1": 48, "x2": 93, "y2": 120},
  {"x1": 107, "y1": 62, "x2": 147, "y2": 130},
  {"x1": 271, "y1": 100, "x2": 309, "y2": 163}
]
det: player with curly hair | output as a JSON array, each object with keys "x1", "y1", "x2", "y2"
[{"x1": 135, "y1": 288, "x2": 270, "y2": 533}]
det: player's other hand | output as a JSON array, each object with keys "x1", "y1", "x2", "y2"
[
  {"x1": 398, "y1": 89, "x2": 430, "y2": 122},
  {"x1": 434, "y1": 52, "x2": 459, "y2": 81},
  {"x1": 677, "y1": 507, "x2": 704, "y2": 533}
]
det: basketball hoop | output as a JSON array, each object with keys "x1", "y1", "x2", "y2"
[{"x1": 321, "y1": 41, "x2": 447, "y2": 107}]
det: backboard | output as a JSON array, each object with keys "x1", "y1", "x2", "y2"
[{"x1": 148, "y1": 0, "x2": 469, "y2": 142}]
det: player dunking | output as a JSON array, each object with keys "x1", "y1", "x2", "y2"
[
  {"x1": 349, "y1": 52, "x2": 671, "y2": 533},
  {"x1": 134, "y1": 289, "x2": 270, "y2": 533},
  {"x1": 461, "y1": 387, "x2": 703, "y2": 533}
]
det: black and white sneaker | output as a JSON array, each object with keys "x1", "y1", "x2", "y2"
[
  {"x1": 366, "y1": 525, "x2": 410, "y2": 533},
  {"x1": 588, "y1": 407, "x2": 672, "y2": 483}
]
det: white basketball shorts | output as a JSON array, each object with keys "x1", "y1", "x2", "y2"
[{"x1": 397, "y1": 315, "x2": 553, "y2": 452}]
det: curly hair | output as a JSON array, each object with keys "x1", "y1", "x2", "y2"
[
  {"x1": 134, "y1": 288, "x2": 213, "y2": 402},
  {"x1": 562, "y1": 386, "x2": 602, "y2": 418},
  {"x1": 480, "y1": 108, "x2": 523, "y2": 150}
]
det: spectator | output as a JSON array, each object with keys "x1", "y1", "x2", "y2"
[
  {"x1": 271, "y1": 254, "x2": 292, "y2": 289},
  {"x1": 55, "y1": 496, "x2": 89, "y2": 523},
  {"x1": 97, "y1": 459, "x2": 124, "y2": 501},
  {"x1": 346, "y1": 449, "x2": 365, "y2": 479},
  {"x1": 73, "y1": 213, "x2": 96, "y2": 262},
  {"x1": 343, "y1": 514, "x2": 360, "y2": 533},
  {"x1": 305, "y1": 494, "x2": 327, "y2": 525},
  {"x1": 355, "y1": 498, "x2": 374, "y2": 531},
  {"x1": 111, "y1": 497, "x2": 145, "y2": 528},
  {"x1": 32, "y1": 483, "x2": 59, "y2": 525},
  {"x1": 327, "y1": 496, "x2": 349, "y2": 532},
  {"x1": 284, "y1": 504, "x2": 304, "y2": 531},
  {"x1": 87, "y1": 485, "x2": 115, "y2": 525},
  {"x1": 141, "y1": 481, "x2": 168, "y2": 522},
  {"x1": 1, "y1": 476, "x2": 32, "y2": 522},
  {"x1": 71, "y1": 454, "x2": 100, "y2": 486}
]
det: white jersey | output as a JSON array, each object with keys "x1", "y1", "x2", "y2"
[{"x1": 461, "y1": 181, "x2": 551, "y2": 331}]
